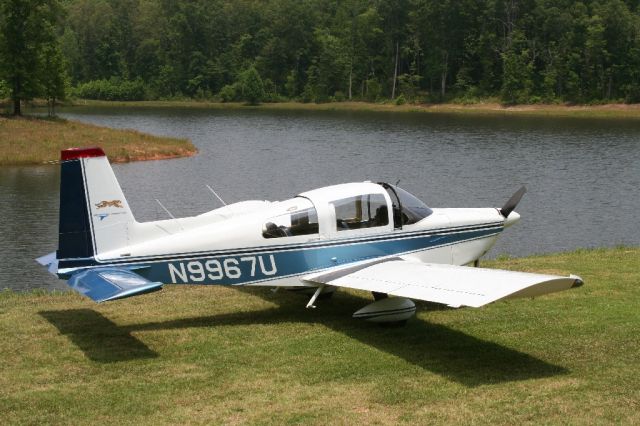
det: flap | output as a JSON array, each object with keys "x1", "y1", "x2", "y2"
[
  {"x1": 68, "y1": 268, "x2": 163, "y2": 303},
  {"x1": 303, "y1": 259, "x2": 582, "y2": 308}
]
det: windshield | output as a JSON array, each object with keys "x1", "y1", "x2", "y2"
[{"x1": 379, "y1": 183, "x2": 433, "y2": 227}]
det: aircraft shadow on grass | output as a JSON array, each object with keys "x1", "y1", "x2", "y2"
[{"x1": 39, "y1": 288, "x2": 567, "y2": 387}]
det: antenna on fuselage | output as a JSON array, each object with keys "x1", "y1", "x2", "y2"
[
  {"x1": 155, "y1": 198, "x2": 184, "y2": 230},
  {"x1": 206, "y1": 184, "x2": 227, "y2": 206}
]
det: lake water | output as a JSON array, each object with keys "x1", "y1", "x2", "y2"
[{"x1": 2, "y1": 106, "x2": 639, "y2": 291}]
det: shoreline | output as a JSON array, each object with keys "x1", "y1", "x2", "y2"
[
  {"x1": 68, "y1": 99, "x2": 640, "y2": 119},
  {"x1": 0, "y1": 115, "x2": 197, "y2": 166}
]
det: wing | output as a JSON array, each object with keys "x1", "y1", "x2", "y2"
[
  {"x1": 303, "y1": 258, "x2": 583, "y2": 308},
  {"x1": 67, "y1": 268, "x2": 163, "y2": 303}
]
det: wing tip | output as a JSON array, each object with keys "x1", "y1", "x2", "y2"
[
  {"x1": 101, "y1": 282, "x2": 163, "y2": 302},
  {"x1": 570, "y1": 274, "x2": 584, "y2": 288}
]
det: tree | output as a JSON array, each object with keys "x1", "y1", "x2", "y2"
[
  {"x1": 13, "y1": 0, "x2": 640, "y2": 106},
  {"x1": 501, "y1": 31, "x2": 534, "y2": 104},
  {"x1": 238, "y1": 66, "x2": 264, "y2": 105},
  {"x1": 0, "y1": 0, "x2": 64, "y2": 115},
  {"x1": 40, "y1": 42, "x2": 67, "y2": 116},
  {"x1": 378, "y1": 0, "x2": 409, "y2": 99}
]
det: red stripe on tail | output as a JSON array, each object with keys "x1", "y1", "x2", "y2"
[{"x1": 61, "y1": 147, "x2": 106, "y2": 161}]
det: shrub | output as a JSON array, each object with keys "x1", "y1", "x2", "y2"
[
  {"x1": 237, "y1": 66, "x2": 265, "y2": 105},
  {"x1": 219, "y1": 84, "x2": 237, "y2": 102},
  {"x1": 397, "y1": 74, "x2": 421, "y2": 100},
  {"x1": 0, "y1": 79, "x2": 10, "y2": 99},
  {"x1": 528, "y1": 95, "x2": 542, "y2": 104},
  {"x1": 300, "y1": 84, "x2": 315, "y2": 103},
  {"x1": 365, "y1": 79, "x2": 382, "y2": 102},
  {"x1": 394, "y1": 94, "x2": 406, "y2": 105},
  {"x1": 285, "y1": 71, "x2": 298, "y2": 98},
  {"x1": 624, "y1": 84, "x2": 640, "y2": 103},
  {"x1": 72, "y1": 78, "x2": 146, "y2": 101}
]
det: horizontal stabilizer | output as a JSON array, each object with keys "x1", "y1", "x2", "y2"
[
  {"x1": 68, "y1": 268, "x2": 162, "y2": 303},
  {"x1": 303, "y1": 258, "x2": 582, "y2": 308},
  {"x1": 36, "y1": 252, "x2": 56, "y2": 266},
  {"x1": 36, "y1": 251, "x2": 59, "y2": 274}
]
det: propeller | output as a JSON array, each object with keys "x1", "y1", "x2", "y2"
[{"x1": 499, "y1": 186, "x2": 527, "y2": 218}]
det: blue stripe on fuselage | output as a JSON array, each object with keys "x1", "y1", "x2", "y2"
[
  {"x1": 58, "y1": 221, "x2": 502, "y2": 267},
  {"x1": 57, "y1": 225, "x2": 502, "y2": 285}
]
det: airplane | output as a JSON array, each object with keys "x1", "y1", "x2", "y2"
[{"x1": 37, "y1": 147, "x2": 583, "y2": 324}]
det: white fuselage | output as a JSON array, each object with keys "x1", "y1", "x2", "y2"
[{"x1": 60, "y1": 180, "x2": 509, "y2": 288}]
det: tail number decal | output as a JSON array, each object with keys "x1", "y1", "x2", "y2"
[{"x1": 168, "y1": 255, "x2": 277, "y2": 283}]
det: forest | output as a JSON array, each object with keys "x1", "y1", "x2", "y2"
[{"x1": 2, "y1": 0, "x2": 640, "y2": 107}]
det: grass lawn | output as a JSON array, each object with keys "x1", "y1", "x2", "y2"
[
  {"x1": 0, "y1": 115, "x2": 196, "y2": 165},
  {"x1": 1, "y1": 247, "x2": 638, "y2": 424}
]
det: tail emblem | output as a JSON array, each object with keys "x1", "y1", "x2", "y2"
[{"x1": 95, "y1": 200, "x2": 123, "y2": 209}]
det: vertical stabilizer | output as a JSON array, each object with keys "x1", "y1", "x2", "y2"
[{"x1": 58, "y1": 147, "x2": 135, "y2": 260}]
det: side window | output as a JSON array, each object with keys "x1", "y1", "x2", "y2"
[
  {"x1": 332, "y1": 194, "x2": 389, "y2": 231},
  {"x1": 262, "y1": 207, "x2": 319, "y2": 239}
]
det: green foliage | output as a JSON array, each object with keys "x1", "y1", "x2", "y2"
[
  {"x1": 284, "y1": 70, "x2": 298, "y2": 99},
  {"x1": 40, "y1": 42, "x2": 68, "y2": 115},
  {"x1": 72, "y1": 78, "x2": 146, "y2": 101},
  {"x1": 29, "y1": 0, "x2": 640, "y2": 106},
  {"x1": 394, "y1": 94, "x2": 406, "y2": 105},
  {"x1": 237, "y1": 66, "x2": 265, "y2": 105},
  {"x1": 300, "y1": 83, "x2": 315, "y2": 103},
  {"x1": 500, "y1": 31, "x2": 535, "y2": 105},
  {"x1": 0, "y1": 79, "x2": 9, "y2": 99},
  {"x1": 365, "y1": 79, "x2": 382, "y2": 102},
  {"x1": 262, "y1": 78, "x2": 284, "y2": 102},
  {"x1": 218, "y1": 84, "x2": 237, "y2": 102},
  {"x1": 397, "y1": 74, "x2": 421, "y2": 100},
  {"x1": 0, "y1": 0, "x2": 66, "y2": 115}
]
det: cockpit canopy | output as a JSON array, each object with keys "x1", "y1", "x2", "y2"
[
  {"x1": 379, "y1": 183, "x2": 433, "y2": 227},
  {"x1": 263, "y1": 182, "x2": 433, "y2": 239}
]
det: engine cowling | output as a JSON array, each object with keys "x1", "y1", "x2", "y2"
[{"x1": 352, "y1": 297, "x2": 416, "y2": 323}]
